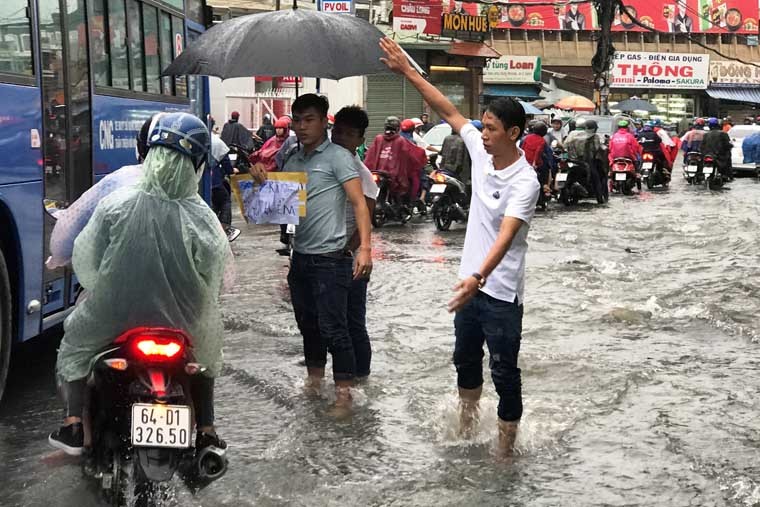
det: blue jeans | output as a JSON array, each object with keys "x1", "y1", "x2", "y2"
[
  {"x1": 453, "y1": 292, "x2": 523, "y2": 422},
  {"x1": 288, "y1": 252, "x2": 355, "y2": 381},
  {"x1": 348, "y1": 277, "x2": 371, "y2": 377}
]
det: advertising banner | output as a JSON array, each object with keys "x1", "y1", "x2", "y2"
[
  {"x1": 483, "y1": 56, "x2": 541, "y2": 84},
  {"x1": 392, "y1": 0, "x2": 443, "y2": 35},
  {"x1": 613, "y1": 0, "x2": 757, "y2": 34},
  {"x1": 710, "y1": 60, "x2": 760, "y2": 84},
  {"x1": 610, "y1": 51, "x2": 710, "y2": 89},
  {"x1": 485, "y1": 1, "x2": 599, "y2": 31},
  {"x1": 440, "y1": 12, "x2": 489, "y2": 40}
]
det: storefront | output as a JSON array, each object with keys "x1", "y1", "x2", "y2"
[
  {"x1": 608, "y1": 51, "x2": 709, "y2": 124},
  {"x1": 481, "y1": 55, "x2": 542, "y2": 104},
  {"x1": 705, "y1": 60, "x2": 760, "y2": 120}
]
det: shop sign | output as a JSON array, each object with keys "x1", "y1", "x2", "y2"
[
  {"x1": 319, "y1": 0, "x2": 353, "y2": 14},
  {"x1": 392, "y1": 0, "x2": 442, "y2": 35},
  {"x1": 610, "y1": 51, "x2": 710, "y2": 89},
  {"x1": 709, "y1": 60, "x2": 760, "y2": 85},
  {"x1": 440, "y1": 12, "x2": 489, "y2": 41},
  {"x1": 483, "y1": 56, "x2": 541, "y2": 84}
]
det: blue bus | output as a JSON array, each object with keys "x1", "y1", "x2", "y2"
[{"x1": 0, "y1": 0, "x2": 211, "y2": 399}]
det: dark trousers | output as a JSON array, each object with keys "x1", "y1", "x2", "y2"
[
  {"x1": 288, "y1": 252, "x2": 355, "y2": 381},
  {"x1": 348, "y1": 277, "x2": 371, "y2": 377},
  {"x1": 453, "y1": 292, "x2": 524, "y2": 422},
  {"x1": 211, "y1": 184, "x2": 232, "y2": 229}
]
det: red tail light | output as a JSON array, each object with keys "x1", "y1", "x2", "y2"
[
  {"x1": 135, "y1": 339, "x2": 183, "y2": 359},
  {"x1": 704, "y1": 156, "x2": 713, "y2": 163},
  {"x1": 643, "y1": 153, "x2": 653, "y2": 161},
  {"x1": 372, "y1": 173, "x2": 380, "y2": 183},
  {"x1": 432, "y1": 172, "x2": 446, "y2": 183},
  {"x1": 114, "y1": 327, "x2": 188, "y2": 362}
]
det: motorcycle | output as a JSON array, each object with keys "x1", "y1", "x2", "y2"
[
  {"x1": 609, "y1": 157, "x2": 640, "y2": 196},
  {"x1": 371, "y1": 171, "x2": 412, "y2": 227},
  {"x1": 83, "y1": 327, "x2": 227, "y2": 506},
  {"x1": 428, "y1": 170, "x2": 468, "y2": 231},
  {"x1": 683, "y1": 151, "x2": 705, "y2": 185},
  {"x1": 701, "y1": 154, "x2": 724, "y2": 189},
  {"x1": 277, "y1": 223, "x2": 296, "y2": 257},
  {"x1": 641, "y1": 152, "x2": 670, "y2": 189},
  {"x1": 226, "y1": 144, "x2": 252, "y2": 174},
  {"x1": 555, "y1": 156, "x2": 606, "y2": 205}
]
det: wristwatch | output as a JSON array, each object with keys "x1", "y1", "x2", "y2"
[{"x1": 471, "y1": 272, "x2": 486, "y2": 289}]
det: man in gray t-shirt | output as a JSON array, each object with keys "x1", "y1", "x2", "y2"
[{"x1": 283, "y1": 95, "x2": 373, "y2": 417}]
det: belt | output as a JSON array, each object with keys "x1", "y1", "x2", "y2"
[{"x1": 319, "y1": 248, "x2": 353, "y2": 259}]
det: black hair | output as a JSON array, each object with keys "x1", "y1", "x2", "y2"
[
  {"x1": 136, "y1": 116, "x2": 152, "y2": 161},
  {"x1": 334, "y1": 106, "x2": 369, "y2": 137},
  {"x1": 485, "y1": 97, "x2": 526, "y2": 139},
  {"x1": 292, "y1": 93, "x2": 329, "y2": 118}
]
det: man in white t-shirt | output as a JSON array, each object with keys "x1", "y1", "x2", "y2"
[
  {"x1": 332, "y1": 106, "x2": 379, "y2": 380},
  {"x1": 381, "y1": 38, "x2": 540, "y2": 456}
]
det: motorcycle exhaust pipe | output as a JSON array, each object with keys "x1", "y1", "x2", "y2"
[{"x1": 195, "y1": 446, "x2": 228, "y2": 482}]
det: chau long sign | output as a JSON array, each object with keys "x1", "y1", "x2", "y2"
[{"x1": 610, "y1": 51, "x2": 710, "y2": 89}]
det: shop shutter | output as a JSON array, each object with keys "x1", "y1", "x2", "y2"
[{"x1": 365, "y1": 74, "x2": 423, "y2": 142}]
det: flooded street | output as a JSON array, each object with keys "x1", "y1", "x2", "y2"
[{"x1": 3, "y1": 172, "x2": 760, "y2": 506}]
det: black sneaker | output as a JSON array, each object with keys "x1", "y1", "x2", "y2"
[
  {"x1": 196, "y1": 431, "x2": 227, "y2": 452},
  {"x1": 49, "y1": 423, "x2": 84, "y2": 456}
]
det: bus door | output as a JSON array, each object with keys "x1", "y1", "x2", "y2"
[{"x1": 36, "y1": 0, "x2": 92, "y2": 314}]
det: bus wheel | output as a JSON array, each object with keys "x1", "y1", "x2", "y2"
[{"x1": 0, "y1": 249, "x2": 11, "y2": 402}]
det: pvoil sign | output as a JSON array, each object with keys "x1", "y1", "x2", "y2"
[{"x1": 320, "y1": 0, "x2": 353, "y2": 14}]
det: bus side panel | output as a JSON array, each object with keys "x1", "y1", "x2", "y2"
[
  {"x1": 0, "y1": 83, "x2": 44, "y2": 343},
  {"x1": 0, "y1": 183, "x2": 44, "y2": 343},
  {"x1": 92, "y1": 94, "x2": 187, "y2": 178},
  {"x1": 0, "y1": 83, "x2": 43, "y2": 186}
]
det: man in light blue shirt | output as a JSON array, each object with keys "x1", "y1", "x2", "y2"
[{"x1": 284, "y1": 94, "x2": 372, "y2": 417}]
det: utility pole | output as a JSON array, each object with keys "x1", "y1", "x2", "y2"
[{"x1": 592, "y1": 0, "x2": 616, "y2": 115}]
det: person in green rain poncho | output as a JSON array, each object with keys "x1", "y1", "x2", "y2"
[{"x1": 49, "y1": 113, "x2": 233, "y2": 456}]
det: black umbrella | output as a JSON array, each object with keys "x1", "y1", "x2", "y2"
[
  {"x1": 614, "y1": 98, "x2": 658, "y2": 113},
  {"x1": 162, "y1": 8, "x2": 421, "y2": 80}
]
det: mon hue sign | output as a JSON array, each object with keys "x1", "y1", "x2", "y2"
[
  {"x1": 610, "y1": 51, "x2": 710, "y2": 89},
  {"x1": 483, "y1": 56, "x2": 541, "y2": 84},
  {"x1": 440, "y1": 12, "x2": 488, "y2": 41}
]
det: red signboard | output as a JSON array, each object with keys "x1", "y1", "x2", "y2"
[
  {"x1": 490, "y1": 1, "x2": 599, "y2": 31},
  {"x1": 612, "y1": 0, "x2": 758, "y2": 34},
  {"x1": 392, "y1": 0, "x2": 443, "y2": 35},
  {"x1": 388, "y1": 0, "x2": 758, "y2": 35}
]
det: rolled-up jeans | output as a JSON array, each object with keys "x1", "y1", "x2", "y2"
[
  {"x1": 453, "y1": 292, "x2": 523, "y2": 422},
  {"x1": 288, "y1": 251, "x2": 355, "y2": 381}
]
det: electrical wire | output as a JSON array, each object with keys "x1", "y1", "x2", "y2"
[{"x1": 617, "y1": 0, "x2": 760, "y2": 68}]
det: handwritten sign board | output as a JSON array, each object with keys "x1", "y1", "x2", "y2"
[{"x1": 231, "y1": 172, "x2": 308, "y2": 225}]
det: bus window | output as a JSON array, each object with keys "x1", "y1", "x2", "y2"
[
  {"x1": 108, "y1": 0, "x2": 129, "y2": 90},
  {"x1": 0, "y1": 0, "x2": 34, "y2": 76},
  {"x1": 126, "y1": 0, "x2": 144, "y2": 91},
  {"x1": 186, "y1": 0, "x2": 204, "y2": 25},
  {"x1": 172, "y1": 16, "x2": 186, "y2": 97},
  {"x1": 159, "y1": 12, "x2": 173, "y2": 95},
  {"x1": 143, "y1": 4, "x2": 160, "y2": 94},
  {"x1": 89, "y1": 0, "x2": 110, "y2": 87}
]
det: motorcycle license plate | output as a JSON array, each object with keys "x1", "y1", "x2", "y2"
[
  {"x1": 687, "y1": 165, "x2": 699, "y2": 174},
  {"x1": 614, "y1": 172, "x2": 627, "y2": 181},
  {"x1": 228, "y1": 154, "x2": 238, "y2": 161},
  {"x1": 131, "y1": 404, "x2": 192, "y2": 448},
  {"x1": 430, "y1": 183, "x2": 447, "y2": 194},
  {"x1": 642, "y1": 162, "x2": 653, "y2": 170},
  {"x1": 703, "y1": 167, "x2": 714, "y2": 175},
  {"x1": 556, "y1": 173, "x2": 568, "y2": 182}
]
